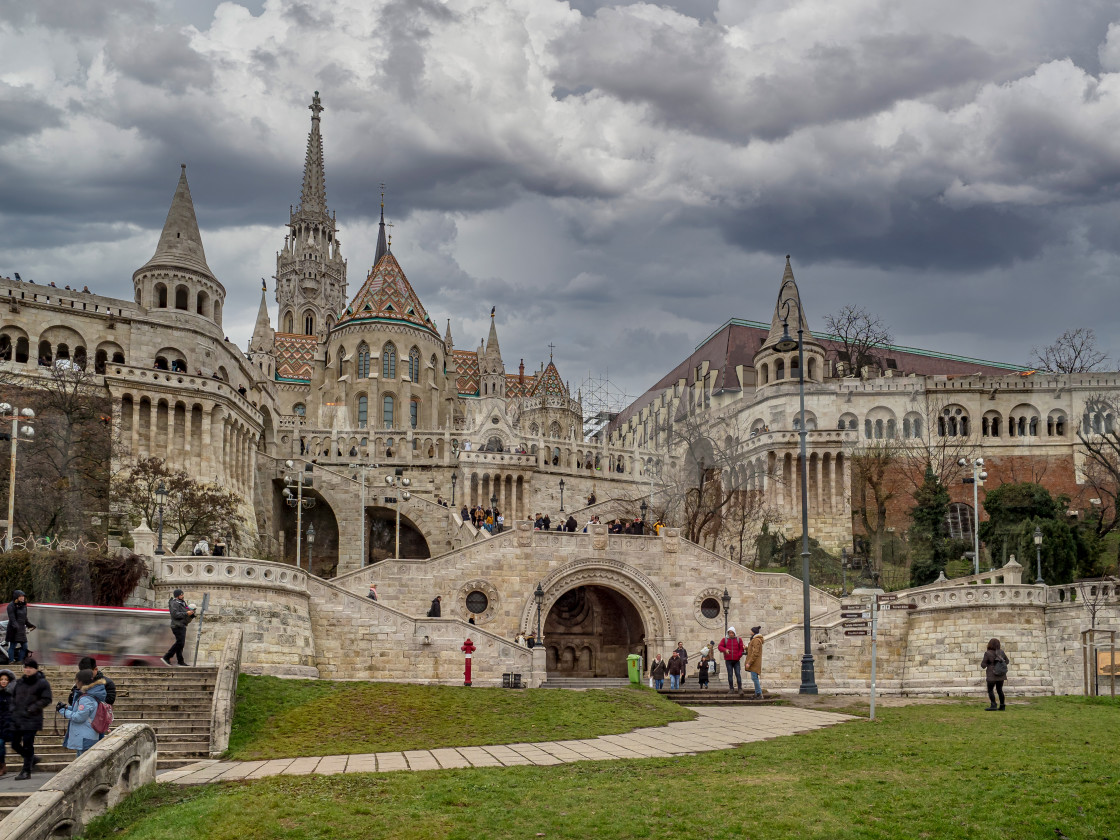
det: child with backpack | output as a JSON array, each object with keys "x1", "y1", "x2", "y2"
[{"x1": 57, "y1": 669, "x2": 110, "y2": 757}]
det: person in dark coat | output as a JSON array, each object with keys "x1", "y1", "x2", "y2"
[
  {"x1": 428, "y1": 595, "x2": 442, "y2": 617},
  {"x1": 5, "y1": 591, "x2": 36, "y2": 664},
  {"x1": 160, "y1": 590, "x2": 195, "y2": 666},
  {"x1": 667, "y1": 651, "x2": 683, "y2": 690},
  {"x1": 10, "y1": 658, "x2": 51, "y2": 779},
  {"x1": 565, "y1": 515, "x2": 577, "y2": 532},
  {"x1": 0, "y1": 668, "x2": 14, "y2": 775},
  {"x1": 649, "y1": 654, "x2": 668, "y2": 690},
  {"x1": 69, "y1": 657, "x2": 116, "y2": 706},
  {"x1": 674, "y1": 641, "x2": 688, "y2": 685},
  {"x1": 981, "y1": 638, "x2": 1010, "y2": 711}
]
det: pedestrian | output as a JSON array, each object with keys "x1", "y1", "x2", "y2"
[
  {"x1": 745, "y1": 626, "x2": 764, "y2": 699},
  {"x1": 5, "y1": 591, "x2": 36, "y2": 665},
  {"x1": 697, "y1": 654, "x2": 710, "y2": 689},
  {"x1": 211, "y1": 537, "x2": 227, "y2": 557},
  {"x1": 707, "y1": 641, "x2": 719, "y2": 678},
  {"x1": 515, "y1": 633, "x2": 527, "y2": 646},
  {"x1": 718, "y1": 627, "x2": 746, "y2": 693},
  {"x1": 10, "y1": 658, "x2": 51, "y2": 780},
  {"x1": 565, "y1": 515, "x2": 577, "y2": 532},
  {"x1": 192, "y1": 537, "x2": 210, "y2": 556},
  {"x1": 367, "y1": 584, "x2": 378, "y2": 601},
  {"x1": 667, "y1": 650, "x2": 684, "y2": 689},
  {"x1": 58, "y1": 668, "x2": 106, "y2": 758},
  {"x1": 0, "y1": 668, "x2": 14, "y2": 776},
  {"x1": 496, "y1": 513, "x2": 504, "y2": 533},
  {"x1": 71, "y1": 657, "x2": 116, "y2": 708},
  {"x1": 160, "y1": 589, "x2": 195, "y2": 667},
  {"x1": 650, "y1": 653, "x2": 668, "y2": 690},
  {"x1": 542, "y1": 513, "x2": 551, "y2": 531},
  {"x1": 525, "y1": 632, "x2": 536, "y2": 648},
  {"x1": 427, "y1": 595, "x2": 442, "y2": 617},
  {"x1": 981, "y1": 638, "x2": 1010, "y2": 711},
  {"x1": 674, "y1": 641, "x2": 688, "y2": 685}
]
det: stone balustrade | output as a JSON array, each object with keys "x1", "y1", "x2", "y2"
[
  {"x1": 209, "y1": 629, "x2": 243, "y2": 757},
  {"x1": 906, "y1": 583, "x2": 1045, "y2": 610},
  {"x1": 0, "y1": 724, "x2": 157, "y2": 840},
  {"x1": 156, "y1": 556, "x2": 309, "y2": 594}
]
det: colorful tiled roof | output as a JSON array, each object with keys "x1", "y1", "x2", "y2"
[
  {"x1": 337, "y1": 253, "x2": 438, "y2": 336},
  {"x1": 506, "y1": 373, "x2": 534, "y2": 398},
  {"x1": 453, "y1": 350, "x2": 480, "y2": 395},
  {"x1": 275, "y1": 333, "x2": 317, "y2": 380},
  {"x1": 529, "y1": 360, "x2": 566, "y2": 397}
]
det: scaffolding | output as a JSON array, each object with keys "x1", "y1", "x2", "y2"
[{"x1": 579, "y1": 369, "x2": 632, "y2": 442}]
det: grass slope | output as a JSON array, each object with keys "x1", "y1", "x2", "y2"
[
  {"x1": 226, "y1": 675, "x2": 694, "y2": 760},
  {"x1": 86, "y1": 697, "x2": 1119, "y2": 840}
]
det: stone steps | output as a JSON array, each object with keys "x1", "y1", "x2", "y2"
[
  {"x1": 656, "y1": 689, "x2": 780, "y2": 706},
  {"x1": 539, "y1": 677, "x2": 632, "y2": 690}
]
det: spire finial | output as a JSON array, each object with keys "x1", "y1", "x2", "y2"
[
  {"x1": 380, "y1": 182, "x2": 385, "y2": 210},
  {"x1": 548, "y1": 342, "x2": 556, "y2": 360},
  {"x1": 180, "y1": 163, "x2": 186, "y2": 173},
  {"x1": 299, "y1": 92, "x2": 327, "y2": 214},
  {"x1": 309, "y1": 91, "x2": 323, "y2": 120},
  {"x1": 491, "y1": 306, "x2": 496, "y2": 318},
  {"x1": 386, "y1": 220, "x2": 393, "y2": 252}
]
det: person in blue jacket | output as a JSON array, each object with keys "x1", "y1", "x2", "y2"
[{"x1": 58, "y1": 669, "x2": 106, "y2": 757}]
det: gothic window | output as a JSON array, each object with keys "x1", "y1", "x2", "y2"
[
  {"x1": 175, "y1": 285, "x2": 189, "y2": 310},
  {"x1": 382, "y1": 343, "x2": 397, "y2": 379},
  {"x1": 549, "y1": 421, "x2": 562, "y2": 438},
  {"x1": 530, "y1": 422, "x2": 539, "y2": 435},
  {"x1": 946, "y1": 502, "x2": 975, "y2": 540},
  {"x1": 357, "y1": 343, "x2": 370, "y2": 378},
  {"x1": 284, "y1": 312, "x2": 294, "y2": 333},
  {"x1": 409, "y1": 347, "x2": 421, "y2": 381},
  {"x1": 358, "y1": 395, "x2": 368, "y2": 428},
  {"x1": 293, "y1": 403, "x2": 306, "y2": 417},
  {"x1": 383, "y1": 394, "x2": 395, "y2": 427},
  {"x1": 775, "y1": 359, "x2": 785, "y2": 380},
  {"x1": 410, "y1": 400, "x2": 419, "y2": 428},
  {"x1": 303, "y1": 310, "x2": 315, "y2": 336},
  {"x1": 338, "y1": 347, "x2": 346, "y2": 377},
  {"x1": 430, "y1": 353, "x2": 437, "y2": 372},
  {"x1": 865, "y1": 419, "x2": 872, "y2": 439},
  {"x1": 155, "y1": 283, "x2": 168, "y2": 308}
]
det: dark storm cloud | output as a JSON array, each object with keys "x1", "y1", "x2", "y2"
[
  {"x1": 0, "y1": 86, "x2": 64, "y2": 144},
  {"x1": 105, "y1": 26, "x2": 214, "y2": 92}
]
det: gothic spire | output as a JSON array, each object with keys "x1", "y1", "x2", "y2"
[
  {"x1": 374, "y1": 183, "x2": 388, "y2": 265},
  {"x1": 299, "y1": 91, "x2": 327, "y2": 216},
  {"x1": 763, "y1": 254, "x2": 813, "y2": 347},
  {"x1": 137, "y1": 164, "x2": 214, "y2": 279},
  {"x1": 485, "y1": 307, "x2": 502, "y2": 361},
  {"x1": 250, "y1": 283, "x2": 274, "y2": 352}
]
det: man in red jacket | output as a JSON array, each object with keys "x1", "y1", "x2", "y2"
[{"x1": 718, "y1": 627, "x2": 746, "y2": 693}]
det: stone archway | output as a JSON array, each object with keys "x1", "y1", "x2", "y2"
[{"x1": 366, "y1": 506, "x2": 431, "y2": 564}]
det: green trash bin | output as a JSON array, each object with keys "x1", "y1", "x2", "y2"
[{"x1": 626, "y1": 654, "x2": 643, "y2": 685}]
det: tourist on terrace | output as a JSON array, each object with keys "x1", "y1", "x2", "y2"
[
  {"x1": 674, "y1": 641, "x2": 689, "y2": 685},
  {"x1": 58, "y1": 669, "x2": 105, "y2": 757},
  {"x1": 192, "y1": 537, "x2": 210, "y2": 556},
  {"x1": 565, "y1": 515, "x2": 577, "y2": 532},
  {"x1": 427, "y1": 595, "x2": 441, "y2": 617},
  {"x1": 161, "y1": 589, "x2": 196, "y2": 667},
  {"x1": 718, "y1": 627, "x2": 745, "y2": 694},
  {"x1": 981, "y1": 638, "x2": 1010, "y2": 711},
  {"x1": 649, "y1": 654, "x2": 667, "y2": 690},
  {"x1": 212, "y1": 537, "x2": 227, "y2": 556},
  {"x1": 667, "y1": 650, "x2": 683, "y2": 690},
  {"x1": 745, "y1": 626, "x2": 764, "y2": 699},
  {"x1": 0, "y1": 669, "x2": 14, "y2": 776}
]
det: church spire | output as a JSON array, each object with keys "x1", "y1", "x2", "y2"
[
  {"x1": 763, "y1": 254, "x2": 813, "y2": 347},
  {"x1": 250, "y1": 282, "x2": 274, "y2": 352},
  {"x1": 300, "y1": 92, "x2": 327, "y2": 216},
  {"x1": 444, "y1": 318, "x2": 454, "y2": 351},
  {"x1": 374, "y1": 183, "x2": 388, "y2": 265},
  {"x1": 137, "y1": 164, "x2": 214, "y2": 279},
  {"x1": 485, "y1": 307, "x2": 502, "y2": 360}
]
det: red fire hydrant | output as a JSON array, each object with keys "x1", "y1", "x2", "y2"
[{"x1": 461, "y1": 637, "x2": 476, "y2": 687}]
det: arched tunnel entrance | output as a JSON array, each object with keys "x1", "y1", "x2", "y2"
[
  {"x1": 366, "y1": 506, "x2": 431, "y2": 564},
  {"x1": 544, "y1": 585, "x2": 645, "y2": 678}
]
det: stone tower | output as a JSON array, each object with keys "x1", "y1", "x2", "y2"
[
  {"x1": 276, "y1": 91, "x2": 347, "y2": 338},
  {"x1": 753, "y1": 256, "x2": 826, "y2": 389},
  {"x1": 479, "y1": 309, "x2": 506, "y2": 398}
]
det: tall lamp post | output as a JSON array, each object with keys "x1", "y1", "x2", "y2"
[
  {"x1": 841, "y1": 547, "x2": 849, "y2": 597},
  {"x1": 1034, "y1": 526, "x2": 1044, "y2": 585},
  {"x1": 306, "y1": 523, "x2": 316, "y2": 572},
  {"x1": 154, "y1": 481, "x2": 169, "y2": 556},
  {"x1": 957, "y1": 457, "x2": 987, "y2": 575},
  {"x1": 775, "y1": 289, "x2": 818, "y2": 694},
  {"x1": 349, "y1": 461, "x2": 375, "y2": 568},
  {"x1": 283, "y1": 460, "x2": 315, "y2": 569},
  {"x1": 559, "y1": 478, "x2": 565, "y2": 511},
  {"x1": 721, "y1": 588, "x2": 731, "y2": 638},
  {"x1": 640, "y1": 500, "x2": 648, "y2": 529},
  {"x1": 385, "y1": 469, "x2": 411, "y2": 559},
  {"x1": 1, "y1": 404, "x2": 36, "y2": 552},
  {"x1": 450, "y1": 472, "x2": 457, "y2": 507},
  {"x1": 534, "y1": 582, "x2": 545, "y2": 642}
]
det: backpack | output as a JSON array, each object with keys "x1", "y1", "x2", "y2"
[
  {"x1": 991, "y1": 653, "x2": 1008, "y2": 680},
  {"x1": 91, "y1": 699, "x2": 114, "y2": 734}
]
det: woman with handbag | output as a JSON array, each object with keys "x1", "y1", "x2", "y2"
[
  {"x1": 0, "y1": 668, "x2": 14, "y2": 776},
  {"x1": 981, "y1": 638, "x2": 1009, "y2": 711}
]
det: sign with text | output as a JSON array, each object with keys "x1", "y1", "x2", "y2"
[
  {"x1": 843, "y1": 620, "x2": 869, "y2": 628},
  {"x1": 841, "y1": 611, "x2": 868, "y2": 619},
  {"x1": 876, "y1": 594, "x2": 898, "y2": 602},
  {"x1": 889, "y1": 603, "x2": 917, "y2": 610},
  {"x1": 845, "y1": 629, "x2": 869, "y2": 636}
]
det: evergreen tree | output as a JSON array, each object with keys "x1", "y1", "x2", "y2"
[{"x1": 909, "y1": 465, "x2": 953, "y2": 585}]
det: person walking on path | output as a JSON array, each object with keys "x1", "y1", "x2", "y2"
[
  {"x1": 674, "y1": 641, "x2": 688, "y2": 685},
  {"x1": 160, "y1": 589, "x2": 195, "y2": 667},
  {"x1": 718, "y1": 627, "x2": 746, "y2": 693},
  {"x1": 649, "y1": 654, "x2": 668, "y2": 690},
  {"x1": 0, "y1": 668, "x2": 14, "y2": 776},
  {"x1": 697, "y1": 654, "x2": 710, "y2": 689},
  {"x1": 667, "y1": 651, "x2": 683, "y2": 690},
  {"x1": 981, "y1": 638, "x2": 1010, "y2": 711},
  {"x1": 367, "y1": 584, "x2": 378, "y2": 601},
  {"x1": 58, "y1": 668, "x2": 106, "y2": 758},
  {"x1": 5, "y1": 591, "x2": 36, "y2": 665},
  {"x1": 10, "y1": 658, "x2": 51, "y2": 780},
  {"x1": 427, "y1": 595, "x2": 442, "y2": 617},
  {"x1": 745, "y1": 626, "x2": 764, "y2": 699}
]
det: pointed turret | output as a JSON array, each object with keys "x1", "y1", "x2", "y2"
[
  {"x1": 485, "y1": 307, "x2": 502, "y2": 361},
  {"x1": 444, "y1": 318, "x2": 454, "y2": 352},
  {"x1": 300, "y1": 92, "x2": 327, "y2": 216},
  {"x1": 763, "y1": 255, "x2": 812, "y2": 348},
  {"x1": 753, "y1": 255, "x2": 826, "y2": 387},
  {"x1": 137, "y1": 165, "x2": 214, "y2": 279},
  {"x1": 250, "y1": 284, "x2": 274, "y2": 353},
  {"x1": 374, "y1": 186, "x2": 388, "y2": 266}
]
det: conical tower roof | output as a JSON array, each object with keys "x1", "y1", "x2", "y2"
[
  {"x1": 374, "y1": 194, "x2": 388, "y2": 266},
  {"x1": 337, "y1": 253, "x2": 438, "y2": 336},
  {"x1": 485, "y1": 308, "x2": 502, "y2": 361},
  {"x1": 136, "y1": 165, "x2": 214, "y2": 279},
  {"x1": 530, "y1": 358, "x2": 567, "y2": 397},
  {"x1": 250, "y1": 285, "x2": 274, "y2": 352},
  {"x1": 300, "y1": 92, "x2": 327, "y2": 216},
  {"x1": 762, "y1": 256, "x2": 813, "y2": 348}
]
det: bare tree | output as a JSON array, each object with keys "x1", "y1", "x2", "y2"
[
  {"x1": 850, "y1": 440, "x2": 897, "y2": 574},
  {"x1": 1078, "y1": 395, "x2": 1120, "y2": 539},
  {"x1": 824, "y1": 305, "x2": 893, "y2": 376},
  {"x1": 1033, "y1": 328, "x2": 1109, "y2": 374}
]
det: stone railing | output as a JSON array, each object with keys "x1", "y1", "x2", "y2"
[
  {"x1": 904, "y1": 560, "x2": 1026, "y2": 592},
  {"x1": 458, "y1": 450, "x2": 538, "y2": 467},
  {"x1": 209, "y1": 628, "x2": 243, "y2": 757},
  {"x1": 106, "y1": 364, "x2": 259, "y2": 417},
  {"x1": 0, "y1": 724, "x2": 157, "y2": 840},
  {"x1": 906, "y1": 584, "x2": 1046, "y2": 610},
  {"x1": 154, "y1": 556, "x2": 309, "y2": 595}
]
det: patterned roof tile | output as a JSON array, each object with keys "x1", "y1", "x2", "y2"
[
  {"x1": 337, "y1": 253, "x2": 438, "y2": 336},
  {"x1": 529, "y1": 360, "x2": 566, "y2": 397},
  {"x1": 275, "y1": 333, "x2": 317, "y2": 380}
]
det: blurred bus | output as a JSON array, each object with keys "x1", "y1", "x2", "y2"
[{"x1": 0, "y1": 602, "x2": 174, "y2": 667}]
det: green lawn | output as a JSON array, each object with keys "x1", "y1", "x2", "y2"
[
  {"x1": 87, "y1": 696, "x2": 1118, "y2": 839},
  {"x1": 225, "y1": 675, "x2": 694, "y2": 760}
]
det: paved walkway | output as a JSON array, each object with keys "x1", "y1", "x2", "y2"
[{"x1": 159, "y1": 706, "x2": 857, "y2": 785}]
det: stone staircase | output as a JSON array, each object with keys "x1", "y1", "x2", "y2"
[
  {"x1": 538, "y1": 677, "x2": 632, "y2": 690},
  {"x1": 0, "y1": 667, "x2": 218, "y2": 819},
  {"x1": 656, "y1": 687, "x2": 779, "y2": 706}
]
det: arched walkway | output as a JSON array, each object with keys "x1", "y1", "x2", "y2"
[{"x1": 366, "y1": 506, "x2": 431, "y2": 564}]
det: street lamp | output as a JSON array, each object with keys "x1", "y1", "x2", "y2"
[
  {"x1": 450, "y1": 472, "x2": 457, "y2": 506},
  {"x1": 721, "y1": 588, "x2": 731, "y2": 638},
  {"x1": 534, "y1": 582, "x2": 545, "y2": 642},
  {"x1": 349, "y1": 461, "x2": 375, "y2": 568},
  {"x1": 640, "y1": 499, "x2": 648, "y2": 527},
  {"x1": 841, "y1": 547, "x2": 849, "y2": 596},
  {"x1": 491, "y1": 493, "x2": 498, "y2": 512},
  {"x1": 957, "y1": 457, "x2": 988, "y2": 575},
  {"x1": 775, "y1": 286, "x2": 818, "y2": 694},
  {"x1": 306, "y1": 522, "x2": 316, "y2": 572},
  {"x1": 154, "y1": 481, "x2": 169, "y2": 555},
  {"x1": 559, "y1": 478, "x2": 565, "y2": 511},
  {"x1": 283, "y1": 460, "x2": 316, "y2": 569},
  {"x1": 384, "y1": 469, "x2": 411, "y2": 559},
  {"x1": 0, "y1": 404, "x2": 35, "y2": 552},
  {"x1": 1034, "y1": 526, "x2": 1044, "y2": 585}
]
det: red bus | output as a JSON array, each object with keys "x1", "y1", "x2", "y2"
[{"x1": 1, "y1": 602, "x2": 174, "y2": 667}]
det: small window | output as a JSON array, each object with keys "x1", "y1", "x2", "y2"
[
  {"x1": 466, "y1": 591, "x2": 489, "y2": 614},
  {"x1": 383, "y1": 395, "x2": 395, "y2": 427},
  {"x1": 358, "y1": 395, "x2": 368, "y2": 428},
  {"x1": 357, "y1": 344, "x2": 370, "y2": 378},
  {"x1": 382, "y1": 343, "x2": 397, "y2": 379},
  {"x1": 700, "y1": 598, "x2": 721, "y2": 619},
  {"x1": 293, "y1": 403, "x2": 306, "y2": 417},
  {"x1": 410, "y1": 400, "x2": 419, "y2": 429}
]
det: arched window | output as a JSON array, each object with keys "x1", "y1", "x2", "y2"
[
  {"x1": 357, "y1": 395, "x2": 368, "y2": 428},
  {"x1": 382, "y1": 343, "x2": 397, "y2": 379},
  {"x1": 0, "y1": 336, "x2": 11, "y2": 361},
  {"x1": 155, "y1": 283, "x2": 168, "y2": 308},
  {"x1": 303, "y1": 311, "x2": 315, "y2": 336},
  {"x1": 357, "y1": 343, "x2": 370, "y2": 378},
  {"x1": 430, "y1": 353, "x2": 437, "y2": 373},
  {"x1": 807, "y1": 358, "x2": 816, "y2": 380},
  {"x1": 283, "y1": 312, "x2": 294, "y2": 333},
  {"x1": 1017, "y1": 417, "x2": 1026, "y2": 437},
  {"x1": 759, "y1": 364, "x2": 768, "y2": 385},
  {"x1": 886, "y1": 418, "x2": 896, "y2": 439},
  {"x1": 338, "y1": 346, "x2": 346, "y2": 377},
  {"x1": 409, "y1": 347, "x2": 421, "y2": 382},
  {"x1": 15, "y1": 337, "x2": 28, "y2": 364},
  {"x1": 864, "y1": 419, "x2": 872, "y2": 439},
  {"x1": 960, "y1": 416, "x2": 969, "y2": 436},
  {"x1": 175, "y1": 285, "x2": 189, "y2": 310},
  {"x1": 874, "y1": 419, "x2": 884, "y2": 439},
  {"x1": 410, "y1": 399, "x2": 419, "y2": 428},
  {"x1": 293, "y1": 403, "x2": 306, "y2": 417},
  {"x1": 382, "y1": 395, "x2": 395, "y2": 427},
  {"x1": 1028, "y1": 417, "x2": 1038, "y2": 436},
  {"x1": 1048, "y1": 412, "x2": 1066, "y2": 436},
  {"x1": 775, "y1": 359, "x2": 785, "y2": 380},
  {"x1": 903, "y1": 418, "x2": 911, "y2": 438},
  {"x1": 196, "y1": 290, "x2": 209, "y2": 316}
]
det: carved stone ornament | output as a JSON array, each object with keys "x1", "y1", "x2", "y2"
[{"x1": 459, "y1": 579, "x2": 499, "y2": 624}]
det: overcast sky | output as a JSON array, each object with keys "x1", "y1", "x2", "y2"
[{"x1": 3, "y1": 0, "x2": 1120, "y2": 408}]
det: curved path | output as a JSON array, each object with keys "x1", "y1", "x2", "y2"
[{"x1": 157, "y1": 706, "x2": 857, "y2": 785}]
